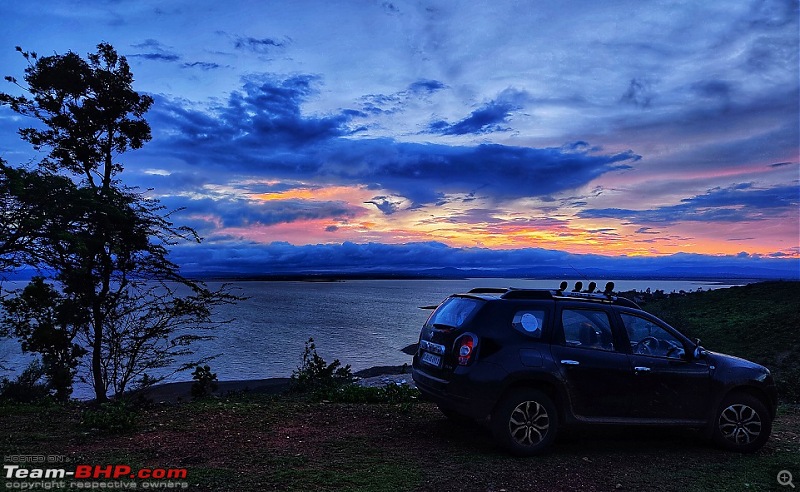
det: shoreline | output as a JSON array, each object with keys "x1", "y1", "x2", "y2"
[{"x1": 130, "y1": 365, "x2": 412, "y2": 403}]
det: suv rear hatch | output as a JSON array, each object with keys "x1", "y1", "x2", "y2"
[{"x1": 416, "y1": 295, "x2": 485, "y2": 378}]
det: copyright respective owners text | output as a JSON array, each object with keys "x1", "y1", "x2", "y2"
[{"x1": 4, "y1": 456, "x2": 189, "y2": 489}]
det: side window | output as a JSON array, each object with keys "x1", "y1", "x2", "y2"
[
  {"x1": 561, "y1": 309, "x2": 614, "y2": 351},
  {"x1": 621, "y1": 313, "x2": 685, "y2": 359},
  {"x1": 512, "y1": 310, "x2": 545, "y2": 338}
]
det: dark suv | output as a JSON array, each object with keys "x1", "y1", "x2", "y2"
[{"x1": 412, "y1": 282, "x2": 778, "y2": 455}]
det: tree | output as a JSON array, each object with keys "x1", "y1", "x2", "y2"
[
  {"x1": 1, "y1": 277, "x2": 87, "y2": 401},
  {"x1": 0, "y1": 160, "x2": 78, "y2": 277},
  {"x1": 1, "y1": 43, "x2": 237, "y2": 401}
]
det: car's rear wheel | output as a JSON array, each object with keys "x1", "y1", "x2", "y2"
[
  {"x1": 491, "y1": 389, "x2": 558, "y2": 455},
  {"x1": 712, "y1": 392, "x2": 771, "y2": 453}
]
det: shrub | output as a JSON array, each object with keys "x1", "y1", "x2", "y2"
[
  {"x1": 191, "y1": 364, "x2": 219, "y2": 399},
  {"x1": 319, "y1": 382, "x2": 420, "y2": 413},
  {"x1": 291, "y1": 338, "x2": 352, "y2": 393},
  {"x1": 0, "y1": 360, "x2": 51, "y2": 403},
  {"x1": 80, "y1": 400, "x2": 138, "y2": 434}
]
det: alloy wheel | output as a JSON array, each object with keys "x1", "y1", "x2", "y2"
[
  {"x1": 718, "y1": 403, "x2": 762, "y2": 445},
  {"x1": 508, "y1": 400, "x2": 550, "y2": 446}
]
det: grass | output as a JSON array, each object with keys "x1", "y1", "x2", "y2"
[{"x1": 1, "y1": 392, "x2": 798, "y2": 491}]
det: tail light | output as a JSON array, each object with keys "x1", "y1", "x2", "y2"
[{"x1": 454, "y1": 333, "x2": 478, "y2": 366}]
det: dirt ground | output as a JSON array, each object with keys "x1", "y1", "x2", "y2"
[{"x1": 57, "y1": 386, "x2": 799, "y2": 492}]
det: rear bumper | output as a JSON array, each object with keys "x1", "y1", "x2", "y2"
[{"x1": 412, "y1": 362, "x2": 506, "y2": 420}]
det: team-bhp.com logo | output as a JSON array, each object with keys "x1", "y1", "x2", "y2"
[{"x1": 4, "y1": 459, "x2": 189, "y2": 489}]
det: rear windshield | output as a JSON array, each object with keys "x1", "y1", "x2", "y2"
[{"x1": 427, "y1": 296, "x2": 483, "y2": 329}]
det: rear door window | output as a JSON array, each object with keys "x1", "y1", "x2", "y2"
[{"x1": 561, "y1": 308, "x2": 615, "y2": 351}]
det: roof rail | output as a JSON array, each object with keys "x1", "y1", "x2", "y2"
[
  {"x1": 499, "y1": 289, "x2": 554, "y2": 300},
  {"x1": 467, "y1": 287, "x2": 510, "y2": 294}
]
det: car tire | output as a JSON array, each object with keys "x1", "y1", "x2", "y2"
[
  {"x1": 712, "y1": 392, "x2": 771, "y2": 453},
  {"x1": 491, "y1": 389, "x2": 558, "y2": 456}
]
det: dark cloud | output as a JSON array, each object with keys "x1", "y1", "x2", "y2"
[
  {"x1": 319, "y1": 139, "x2": 638, "y2": 205},
  {"x1": 233, "y1": 36, "x2": 286, "y2": 53},
  {"x1": 692, "y1": 80, "x2": 733, "y2": 100},
  {"x1": 382, "y1": 2, "x2": 400, "y2": 14},
  {"x1": 159, "y1": 195, "x2": 359, "y2": 232},
  {"x1": 743, "y1": 34, "x2": 797, "y2": 72},
  {"x1": 130, "y1": 53, "x2": 180, "y2": 62},
  {"x1": 144, "y1": 76, "x2": 639, "y2": 205},
  {"x1": 746, "y1": 0, "x2": 797, "y2": 29},
  {"x1": 408, "y1": 79, "x2": 446, "y2": 94},
  {"x1": 359, "y1": 79, "x2": 446, "y2": 115},
  {"x1": 365, "y1": 196, "x2": 402, "y2": 215},
  {"x1": 129, "y1": 39, "x2": 180, "y2": 62},
  {"x1": 182, "y1": 61, "x2": 222, "y2": 70},
  {"x1": 169, "y1": 241, "x2": 799, "y2": 279},
  {"x1": 149, "y1": 74, "x2": 353, "y2": 150},
  {"x1": 359, "y1": 93, "x2": 402, "y2": 115},
  {"x1": 429, "y1": 88, "x2": 529, "y2": 135},
  {"x1": 620, "y1": 78, "x2": 655, "y2": 108},
  {"x1": 600, "y1": 86, "x2": 799, "y2": 176},
  {"x1": 579, "y1": 183, "x2": 799, "y2": 225}
]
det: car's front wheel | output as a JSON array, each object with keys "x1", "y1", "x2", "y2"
[
  {"x1": 491, "y1": 389, "x2": 558, "y2": 455},
  {"x1": 712, "y1": 392, "x2": 771, "y2": 453}
]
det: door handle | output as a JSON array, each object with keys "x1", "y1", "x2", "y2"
[
  {"x1": 634, "y1": 366, "x2": 651, "y2": 373},
  {"x1": 560, "y1": 360, "x2": 580, "y2": 366}
]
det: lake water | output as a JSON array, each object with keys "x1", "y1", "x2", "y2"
[{"x1": 0, "y1": 278, "x2": 741, "y2": 398}]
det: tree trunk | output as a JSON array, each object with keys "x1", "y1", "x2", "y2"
[{"x1": 91, "y1": 311, "x2": 107, "y2": 402}]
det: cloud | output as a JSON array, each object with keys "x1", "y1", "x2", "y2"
[
  {"x1": 428, "y1": 88, "x2": 529, "y2": 135},
  {"x1": 359, "y1": 79, "x2": 446, "y2": 115},
  {"x1": 182, "y1": 61, "x2": 222, "y2": 70},
  {"x1": 579, "y1": 183, "x2": 799, "y2": 225},
  {"x1": 168, "y1": 240, "x2": 799, "y2": 279},
  {"x1": 129, "y1": 39, "x2": 181, "y2": 62},
  {"x1": 233, "y1": 36, "x2": 287, "y2": 53},
  {"x1": 150, "y1": 74, "x2": 354, "y2": 149},
  {"x1": 408, "y1": 79, "x2": 446, "y2": 94},
  {"x1": 620, "y1": 78, "x2": 656, "y2": 108},
  {"x1": 157, "y1": 194, "x2": 361, "y2": 232},
  {"x1": 143, "y1": 74, "x2": 639, "y2": 206},
  {"x1": 692, "y1": 79, "x2": 734, "y2": 100},
  {"x1": 364, "y1": 195, "x2": 403, "y2": 215},
  {"x1": 381, "y1": 2, "x2": 400, "y2": 14}
]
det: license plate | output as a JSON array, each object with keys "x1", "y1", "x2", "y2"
[{"x1": 421, "y1": 351, "x2": 442, "y2": 368}]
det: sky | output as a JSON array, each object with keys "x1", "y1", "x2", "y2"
[{"x1": 1, "y1": 0, "x2": 798, "y2": 278}]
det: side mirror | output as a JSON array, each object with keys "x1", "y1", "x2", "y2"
[{"x1": 692, "y1": 338, "x2": 707, "y2": 360}]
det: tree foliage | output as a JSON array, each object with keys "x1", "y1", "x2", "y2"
[
  {"x1": 0, "y1": 160, "x2": 79, "y2": 275},
  {"x1": 1, "y1": 277, "x2": 87, "y2": 401},
  {"x1": 0, "y1": 43, "x2": 238, "y2": 402}
]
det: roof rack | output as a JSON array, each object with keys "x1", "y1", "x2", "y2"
[{"x1": 466, "y1": 281, "x2": 640, "y2": 309}]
